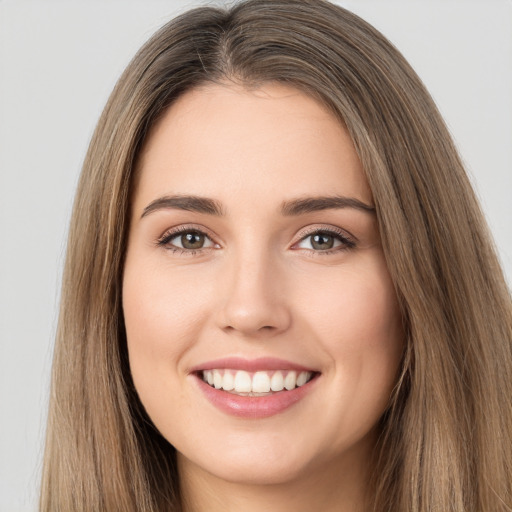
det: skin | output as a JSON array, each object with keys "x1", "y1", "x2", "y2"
[{"x1": 123, "y1": 83, "x2": 404, "y2": 512}]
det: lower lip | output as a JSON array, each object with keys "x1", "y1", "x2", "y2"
[{"x1": 194, "y1": 374, "x2": 319, "y2": 419}]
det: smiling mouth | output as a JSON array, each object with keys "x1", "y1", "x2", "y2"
[{"x1": 199, "y1": 369, "x2": 316, "y2": 396}]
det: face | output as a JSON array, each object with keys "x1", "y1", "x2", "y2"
[{"x1": 123, "y1": 83, "x2": 403, "y2": 487}]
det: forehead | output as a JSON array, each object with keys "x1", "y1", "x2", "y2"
[{"x1": 134, "y1": 82, "x2": 371, "y2": 211}]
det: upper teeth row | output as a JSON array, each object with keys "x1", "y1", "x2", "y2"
[{"x1": 202, "y1": 369, "x2": 313, "y2": 393}]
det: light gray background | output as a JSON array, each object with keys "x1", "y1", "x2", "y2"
[{"x1": 1, "y1": 1, "x2": 511, "y2": 510}]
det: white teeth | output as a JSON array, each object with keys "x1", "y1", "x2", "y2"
[
  {"x1": 270, "y1": 371, "x2": 285, "y2": 391},
  {"x1": 213, "y1": 370, "x2": 223, "y2": 389},
  {"x1": 284, "y1": 371, "x2": 297, "y2": 390},
  {"x1": 234, "y1": 370, "x2": 252, "y2": 392},
  {"x1": 296, "y1": 371, "x2": 308, "y2": 387},
  {"x1": 252, "y1": 371, "x2": 271, "y2": 393},
  {"x1": 222, "y1": 371, "x2": 235, "y2": 391},
  {"x1": 202, "y1": 369, "x2": 313, "y2": 393}
]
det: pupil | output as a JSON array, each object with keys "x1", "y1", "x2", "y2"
[
  {"x1": 312, "y1": 233, "x2": 334, "y2": 250},
  {"x1": 182, "y1": 232, "x2": 204, "y2": 249}
]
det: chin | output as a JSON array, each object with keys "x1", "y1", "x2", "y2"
[
  {"x1": 176, "y1": 435, "x2": 317, "y2": 487},
  {"x1": 189, "y1": 454, "x2": 310, "y2": 486}
]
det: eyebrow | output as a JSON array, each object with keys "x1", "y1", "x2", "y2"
[
  {"x1": 281, "y1": 196, "x2": 375, "y2": 215},
  {"x1": 141, "y1": 195, "x2": 224, "y2": 218},
  {"x1": 140, "y1": 194, "x2": 375, "y2": 219}
]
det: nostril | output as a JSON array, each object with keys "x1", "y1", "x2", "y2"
[{"x1": 222, "y1": 323, "x2": 280, "y2": 336}]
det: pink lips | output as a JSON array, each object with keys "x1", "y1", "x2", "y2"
[
  {"x1": 190, "y1": 356, "x2": 314, "y2": 373},
  {"x1": 190, "y1": 357, "x2": 319, "y2": 419}
]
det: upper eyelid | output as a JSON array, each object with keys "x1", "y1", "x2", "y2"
[
  {"x1": 293, "y1": 224, "x2": 357, "y2": 243},
  {"x1": 158, "y1": 224, "x2": 218, "y2": 241}
]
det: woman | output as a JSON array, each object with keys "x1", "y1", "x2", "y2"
[{"x1": 40, "y1": 0, "x2": 512, "y2": 510}]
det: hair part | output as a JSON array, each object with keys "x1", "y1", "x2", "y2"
[{"x1": 41, "y1": 1, "x2": 512, "y2": 510}]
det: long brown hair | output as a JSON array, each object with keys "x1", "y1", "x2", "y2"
[{"x1": 41, "y1": 1, "x2": 512, "y2": 510}]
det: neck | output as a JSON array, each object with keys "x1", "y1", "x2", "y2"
[{"x1": 178, "y1": 440, "x2": 374, "y2": 512}]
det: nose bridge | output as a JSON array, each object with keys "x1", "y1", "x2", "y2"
[{"x1": 217, "y1": 241, "x2": 290, "y2": 336}]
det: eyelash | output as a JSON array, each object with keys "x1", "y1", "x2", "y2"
[
  {"x1": 156, "y1": 225, "x2": 217, "y2": 256},
  {"x1": 156, "y1": 225, "x2": 357, "y2": 256},
  {"x1": 292, "y1": 226, "x2": 356, "y2": 255}
]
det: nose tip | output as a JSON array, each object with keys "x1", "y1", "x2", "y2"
[
  {"x1": 221, "y1": 306, "x2": 290, "y2": 337},
  {"x1": 216, "y1": 258, "x2": 291, "y2": 338}
]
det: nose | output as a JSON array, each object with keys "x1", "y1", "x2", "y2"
[{"x1": 215, "y1": 248, "x2": 292, "y2": 338}]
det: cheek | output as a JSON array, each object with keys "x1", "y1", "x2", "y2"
[
  {"x1": 302, "y1": 254, "x2": 402, "y2": 348},
  {"x1": 123, "y1": 255, "x2": 212, "y2": 350},
  {"x1": 299, "y1": 255, "x2": 404, "y2": 425},
  {"x1": 124, "y1": 276, "x2": 185, "y2": 364},
  {"x1": 122, "y1": 258, "x2": 209, "y2": 417}
]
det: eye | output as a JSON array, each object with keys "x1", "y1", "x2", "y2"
[
  {"x1": 158, "y1": 228, "x2": 216, "y2": 251},
  {"x1": 294, "y1": 228, "x2": 356, "y2": 252}
]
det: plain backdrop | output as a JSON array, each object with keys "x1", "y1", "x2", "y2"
[{"x1": 1, "y1": 1, "x2": 511, "y2": 510}]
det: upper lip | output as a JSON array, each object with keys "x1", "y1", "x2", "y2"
[{"x1": 189, "y1": 357, "x2": 318, "y2": 373}]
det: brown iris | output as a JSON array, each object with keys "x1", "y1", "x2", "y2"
[
  {"x1": 181, "y1": 231, "x2": 205, "y2": 249},
  {"x1": 310, "y1": 233, "x2": 335, "y2": 250}
]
